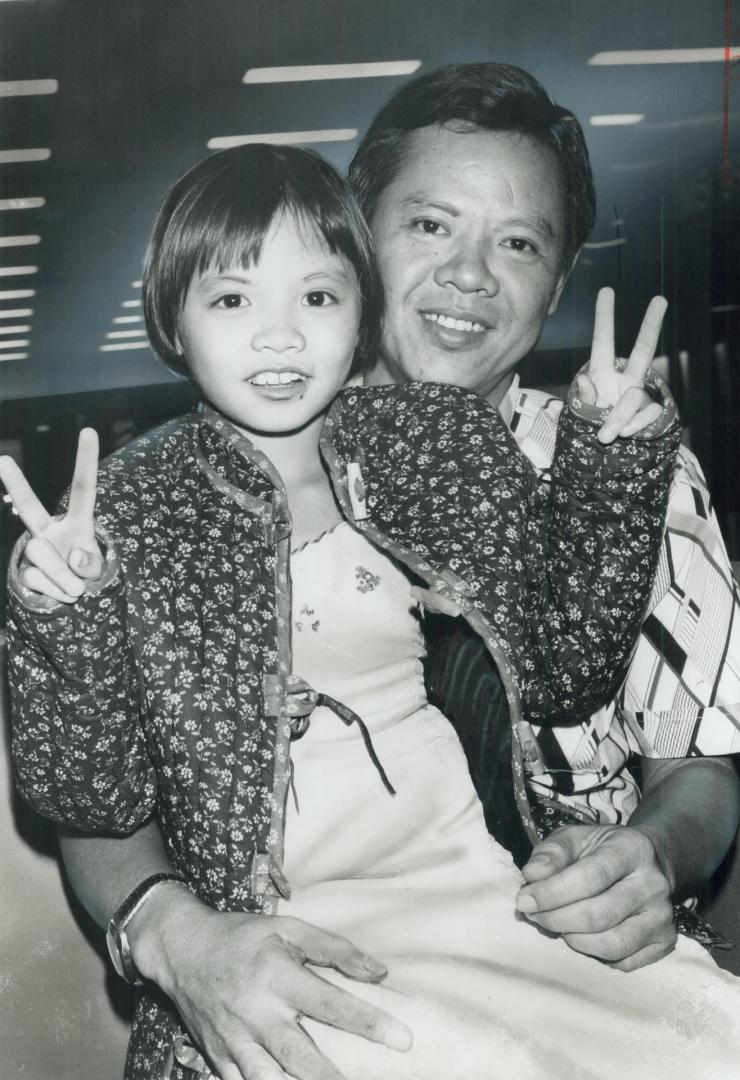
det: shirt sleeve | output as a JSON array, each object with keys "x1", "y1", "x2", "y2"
[{"x1": 618, "y1": 445, "x2": 740, "y2": 757}]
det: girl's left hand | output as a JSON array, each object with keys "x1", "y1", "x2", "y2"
[{"x1": 577, "y1": 287, "x2": 668, "y2": 445}]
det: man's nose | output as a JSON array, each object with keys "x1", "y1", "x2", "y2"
[
  {"x1": 251, "y1": 315, "x2": 305, "y2": 354},
  {"x1": 432, "y1": 241, "x2": 499, "y2": 296}
]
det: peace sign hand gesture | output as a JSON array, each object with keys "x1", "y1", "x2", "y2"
[
  {"x1": 577, "y1": 287, "x2": 668, "y2": 444},
  {"x1": 0, "y1": 428, "x2": 104, "y2": 604}
]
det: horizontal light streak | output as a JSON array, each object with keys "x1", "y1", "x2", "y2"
[
  {"x1": 100, "y1": 340, "x2": 151, "y2": 352},
  {"x1": 712, "y1": 304, "x2": 739, "y2": 313},
  {"x1": 0, "y1": 197, "x2": 46, "y2": 211},
  {"x1": 0, "y1": 352, "x2": 28, "y2": 361},
  {"x1": 208, "y1": 129, "x2": 357, "y2": 149},
  {"x1": 0, "y1": 234, "x2": 41, "y2": 247},
  {"x1": 113, "y1": 314, "x2": 143, "y2": 323},
  {"x1": 0, "y1": 79, "x2": 58, "y2": 97},
  {"x1": 583, "y1": 238, "x2": 626, "y2": 250},
  {"x1": 121, "y1": 298, "x2": 142, "y2": 307},
  {"x1": 0, "y1": 338, "x2": 29, "y2": 348},
  {"x1": 243, "y1": 60, "x2": 421, "y2": 84},
  {"x1": 0, "y1": 306, "x2": 32, "y2": 318},
  {"x1": 0, "y1": 147, "x2": 51, "y2": 163},
  {"x1": 589, "y1": 48, "x2": 737, "y2": 65},
  {"x1": 590, "y1": 114, "x2": 644, "y2": 126},
  {"x1": 0, "y1": 288, "x2": 34, "y2": 299},
  {"x1": 0, "y1": 264, "x2": 37, "y2": 275},
  {"x1": 131, "y1": 279, "x2": 142, "y2": 288},
  {"x1": 0, "y1": 323, "x2": 29, "y2": 334},
  {"x1": 106, "y1": 329, "x2": 147, "y2": 339}
]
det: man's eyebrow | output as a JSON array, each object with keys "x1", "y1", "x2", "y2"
[
  {"x1": 399, "y1": 194, "x2": 460, "y2": 217},
  {"x1": 502, "y1": 216, "x2": 558, "y2": 242}
]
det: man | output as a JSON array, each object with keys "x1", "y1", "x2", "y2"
[
  {"x1": 58, "y1": 62, "x2": 740, "y2": 1078},
  {"x1": 347, "y1": 62, "x2": 740, "y2": 968}
]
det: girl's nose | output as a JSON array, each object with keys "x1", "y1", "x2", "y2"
[{"x1": 251, "y1": 318, "x2": 305, "y2": 354}]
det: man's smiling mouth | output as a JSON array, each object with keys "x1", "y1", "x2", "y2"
[{"x1": 422, "y1": 312, "x2": 487, "y2": 334}]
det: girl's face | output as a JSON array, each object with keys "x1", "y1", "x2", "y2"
[{"x1": 175, "y1": 212, "x2": 362, "y2": 437}]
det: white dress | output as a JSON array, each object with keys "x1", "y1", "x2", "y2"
[{"x1": 282, "y1": 522, "x2": 740, "y2": 1080}]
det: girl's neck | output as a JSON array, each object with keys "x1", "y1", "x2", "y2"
[{"x1": 227, "y1": 409, "x2": 327, "y2": 491}]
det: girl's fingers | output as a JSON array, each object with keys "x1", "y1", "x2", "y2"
[
  {"x1": 23, "y1": 536, "x2": 85, "y2": 598},
  {"x1": 625, "y1": 296, "x2": 668, "y2": 383},
  {"x1": 616, "y1": 401, "x2": 663, "y2": 439},
  {"x1": 67, "y1": 428, "x2": 99, "y2": 530},
  {"x1": 0, "y1": 455, "x2": 51, "y2": 537},
  {"x1": 69, "y1": 546, "x2": 104, "y2": 579},
  {"x1": 409, "y1": 586, "x2": 461, "y2": 618},
  {"x1": 587, "y1": 288, "x2": 615, "y2": 379},
  {"x1": 20, "y1": 564, "x2": 81, "y2": 604},
  {"x1": 597, "y1": 388, "x2": 655, "y2": 444}
]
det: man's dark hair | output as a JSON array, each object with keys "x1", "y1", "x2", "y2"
[
  {"x1": 349, "y1": 63, "x2": 595, "y2": 268},
  {"x1": 144, "y1": 143, "x2": 383, "y2": 376}
]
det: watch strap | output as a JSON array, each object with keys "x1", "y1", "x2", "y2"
[{"x1": 106, "y1": 872, "x2": 185, "y2": 985}]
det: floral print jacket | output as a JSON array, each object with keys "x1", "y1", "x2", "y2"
[{"x1": 7, "y1": 381, "x2": 679, "y2": 1079}]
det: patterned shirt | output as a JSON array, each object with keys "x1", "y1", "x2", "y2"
[{"x1": 504, "y1": 375, "x2": 740, "y2": 824}]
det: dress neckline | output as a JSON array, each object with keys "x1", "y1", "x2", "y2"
[{"x1": 291, "y1": 520, "x2": 348, "y2": 556}]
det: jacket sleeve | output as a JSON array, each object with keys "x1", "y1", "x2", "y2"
[
  {"x1": 7, "y1": 520, "x2": 157, "y2": 834},
  {"x1": 515, "y1": 372, "x2": 682, "y2": 725}
]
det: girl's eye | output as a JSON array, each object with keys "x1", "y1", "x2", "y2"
[
  {"x1": 215, "y1": 293, "x2": 247, "y2": 309},
  {"x1": 501, "y1": 237, "x2": 538, "y2": 255},
  {"x1": 413, "y1": 218, "x2": 448, "y2": 237},
  {"x1": 303, "y1": 290, "x2": 336, "y2": 307}
]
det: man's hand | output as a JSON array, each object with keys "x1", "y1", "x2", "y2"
[
  {"x1": 578, "y1": 287, "x2": 668, "y2": 444},
  {"x1": 0, "y1": 427, "x2": 103, "y2": 602},
  {"x1": 514, "y1": 824, "x2": 676, "y2": 972},
  {"x1": 131, "y1": 887, "x2": 413, "y2": 1080}
]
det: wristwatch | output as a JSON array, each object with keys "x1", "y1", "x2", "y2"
[{"x1": 106, "y1": 872, "x2": 185, "y2": 985}]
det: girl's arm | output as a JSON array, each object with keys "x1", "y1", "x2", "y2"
[{"x1": 1, "y1": 431, "x2": 156, "y2": 831}]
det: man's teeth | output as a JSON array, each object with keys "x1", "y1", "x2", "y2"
[
  {"x1": 423, "y1": 313, "x2": 485, "y2": 333},
  {"x1": 250, "y1": 371, "x2": 305, "y2": 386}
]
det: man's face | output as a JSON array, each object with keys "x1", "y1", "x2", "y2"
[{"x1": 368, "y1": 124, "x2": 569, "y2": 405}]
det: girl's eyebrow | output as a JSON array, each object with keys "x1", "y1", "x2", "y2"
[
  {"x1": 199, "y1": 272, "x2": 252, "y2": 286},
  {"x1": 303, "y1": 268, "x2": 353, "y2": 285}
]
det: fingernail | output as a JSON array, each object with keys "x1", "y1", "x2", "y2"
[
  {"x1": 362, "y1": 956, "x2": 387, "y2": 978},
  {"x1": 73, "y1": 549, "x2": 90, "y2": 568},
  {"x1": 515, "y1": 893, "x2": 538, "y2": 914},
  {"x1": 384, "y1": 1024, "x2": 413, "y2": 1052}
]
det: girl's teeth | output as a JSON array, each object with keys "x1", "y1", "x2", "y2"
[
  {"x1": 251, "y1": 371, "x2": 304, "y2": 386},
  {"x1": 423, "y1": 313, "x2": 485, "y2": 333}
]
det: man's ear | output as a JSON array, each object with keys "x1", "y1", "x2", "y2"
[{"x1": 547, "y1": 248, "x2": 581, "y2": 316}]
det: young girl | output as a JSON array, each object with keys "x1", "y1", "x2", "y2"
[{"x1": 4, "y1": 145, "x2": 739, "y2": 1080}]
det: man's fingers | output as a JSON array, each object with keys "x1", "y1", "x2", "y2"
[
  {"x1": 293, "y1": 966, "x2": 412, "y2": 1052},
  {"x1": 283, "y1": 919, "x2": 388, "y2": 983},
  {"x1": 67, "y1": 428, "x2": 99, "y2": 529},
  {"x1": 518, "y1": 847, "x2": 624, "y2": 914},
  {"x1": 625, "y1": 295, "x2": 668, "y2": 383},
  {"x1": 231, "y1": 1043, "x2": 289, "y2": 1080},
  {"x1": 562, "y1": 909, "x2": 676, "y2": 965},
  {"x1": 587, "y1": 287, "x2": 615, "y2": 377},
  {"x1": 263, "y1": 1023, "x2": 347, "y2": 1080},
  {"x1": 0, "y1": 455, "x2": 51, "y2": 537},
  {"x1": 519, "y1": 878, "x2": 645, "y2": 936},
  {"x1": 609, "y1": 937, "x2": 676, "y2": 973},
  {"x1": 23, "y1": 536, "x2": 85, "y2": 599}
]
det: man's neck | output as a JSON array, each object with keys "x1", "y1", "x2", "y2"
[{"x1": 365, "y1": 357, "x2": 516, "y2": 416}]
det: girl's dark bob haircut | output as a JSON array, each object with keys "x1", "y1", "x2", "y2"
[{"x1": 144, "y1": 143, "x2": 383, "y2": 377}]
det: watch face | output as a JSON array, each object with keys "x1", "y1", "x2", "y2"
[{"x1": 106, "y1": 923, "x2": 127, "y2": 980}]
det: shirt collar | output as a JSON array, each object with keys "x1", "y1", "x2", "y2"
[{"x1": 497, "y1": 373, "x2": 520, "y2": 431}]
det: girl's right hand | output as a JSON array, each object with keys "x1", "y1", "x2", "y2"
[
  {"x1": 130, "y1": 886, "x2": 413, "y2": 1080},
  {"x1": 0, "y1": 427, "x2": 104, "y2": 604}
]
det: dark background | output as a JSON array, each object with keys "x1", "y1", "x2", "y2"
[{"x1": 1, "y1": 0, "x2": 738, "y2": 621}]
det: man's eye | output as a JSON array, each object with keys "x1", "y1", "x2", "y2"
[
  {"x1": 502, "y1": 237, "x2": 538, "y2": 255},
  {"x1": 413, "y1": 218, "x2": 447, "y2": 237},
  {"x1": 303, "y1": 290, "x2": 336, "y2": 307},
  {"x1": 215, "y1": 293, "x2": 247, "y2": 309}
]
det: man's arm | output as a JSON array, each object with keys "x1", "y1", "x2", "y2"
[
  {"x1": 515, "y1": 755, "x2": 740, "y2": 971},
  {"x1": 59, "y1": 825, "x2": 412, "y2": 1080}
]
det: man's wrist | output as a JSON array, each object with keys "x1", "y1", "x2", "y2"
[{"x1": 111, "y1": 875, "x2": 194, "y2": 986}]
